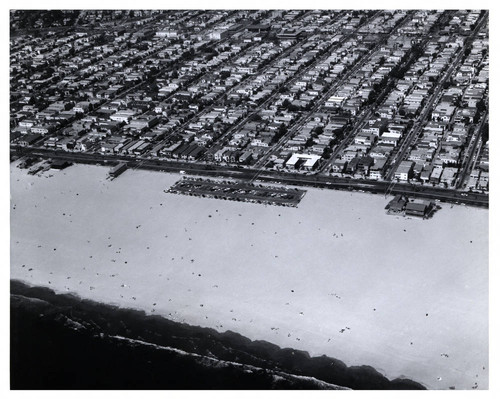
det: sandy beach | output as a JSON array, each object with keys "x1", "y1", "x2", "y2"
[{"x1": 10, "y1": 162, "x2": 488, "y2": 389}]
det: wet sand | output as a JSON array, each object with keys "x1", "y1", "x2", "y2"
[{"x1": 10, "y1": 163, "x2": 488, "y2": 389}]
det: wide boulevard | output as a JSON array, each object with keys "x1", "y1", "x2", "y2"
[{"x1": 12, "y1": 145, "x2": 488, "y2": 208}]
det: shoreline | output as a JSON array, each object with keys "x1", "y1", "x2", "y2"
[
  {"x1": 10, "y1": 163, "x2": 489, "y2": 389},
  {"x1": 11, "y1": 279, "x2": 423, "y2": 390}
]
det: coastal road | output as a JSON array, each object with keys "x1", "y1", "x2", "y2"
[{"x1": 12, "y1": 145, "x2": 488, "y2": 208}]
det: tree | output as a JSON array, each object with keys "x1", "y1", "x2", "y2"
[
  {"x1": 481, "y1": 123, "x2": 489, "y2": 142},
  {"x1": 322, "y1": 147, "x2": 333, "y2": 158},
  {"x1": 476, "y1": 99, "x2": 487, "y2": 113},
  {"x1": 314, "y1": 126, "x2": 324, "y2": 135},
  {"x1": 249, "y1": 113, "x2": 262, "y2": 122},
  {"x1": 219, "y1": 70, "x2": 231, "y2": 80},
  {"x1": 367, "y1": 90, "x2": 377, "y2": 104}
]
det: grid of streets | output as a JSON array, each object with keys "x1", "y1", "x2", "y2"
[{"x1": 10, "y1": 10, "x2": 489, "y2": 205}]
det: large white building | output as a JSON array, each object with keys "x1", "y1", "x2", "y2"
[{"x1": 285, "y1": 153, "x2": 322, "y2": 170}]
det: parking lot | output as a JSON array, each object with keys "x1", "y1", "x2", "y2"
[{"x1": 167, "y1": 178, "x2": 307, "y2": 207}]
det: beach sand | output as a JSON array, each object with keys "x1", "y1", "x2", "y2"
[{"x1": 10, "y1": 163, "x2": 488, "y2": 389}]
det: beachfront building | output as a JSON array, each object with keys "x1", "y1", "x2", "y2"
[
  {"x1": 405, "y1": 200, "x2": 433, "y2": 218},
  {"x1": 18, "y1": 133, "x2": 42, "y2": 147},
  {"x1": 285, "y1": 153, "x2": 322, "y2": 171},
  {"x1": 394, "y1": 161, "x2": 414, "y2": 181},
  {"x1": 385, "y1": 194, "x2": 408, "y2": 214}
]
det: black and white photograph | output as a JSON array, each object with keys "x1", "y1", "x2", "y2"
[{"x1": 5, "y1": 1, "x2": 494, "y2": 393}]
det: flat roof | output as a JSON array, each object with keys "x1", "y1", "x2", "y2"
[
  {"x1": 406, "y1": 202, "x2": 429, "y2": 212},
  {"x1": 286, "y1": 153, "x2": 322, "y2": 167}
]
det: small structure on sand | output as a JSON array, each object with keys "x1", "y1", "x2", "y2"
[
  {"x1": 50, "y1": 160, "x2": 72, "y2": 170},
  {"x1": 405, "y1": 200, "x2": 434, "y2": 218},
  {"x1": 385, "y1": 194, "x2": 407, "y2": 214},
  {"x1": 386, "y1": 195, "x2": 437, "y2": 219},
  {"x1": 109, "y1": 162, "x2": 128, "y2": 179}
]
